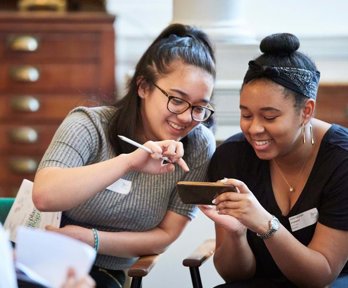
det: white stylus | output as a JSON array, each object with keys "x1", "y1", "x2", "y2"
[{"x1": 118, "y1": 135, "x2": 171, "y2": 163}]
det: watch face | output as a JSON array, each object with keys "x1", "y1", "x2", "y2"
[{"x1": 271, "y1": 217, "x2": 280, "y2": 231}]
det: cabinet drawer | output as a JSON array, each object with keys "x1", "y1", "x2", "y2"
[
  {"x1": 316, "y1": 85, "x2": 348, "y2": 127},
  {"x1": 0, "y1": 154, "x2": 40, "y2": 181},
  {"x1": 0, "y1": 12, "x2": 116, "y2": 197},
  {"x1": 0, "y1": 124, "x2": 57, "y2": 153},
  {"x1": 0, "y1": 63, "x2": 100, "y2": 93},
  {"x1": 0, "y1": 32, "x2": 100, "y2": 61},
  {"x1": 0, "y1": 94, "x2": 95, "y2": 122}
]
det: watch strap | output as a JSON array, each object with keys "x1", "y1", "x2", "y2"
[{"x1": 256, "y1": 215, "x2": 279, "y2": 240}]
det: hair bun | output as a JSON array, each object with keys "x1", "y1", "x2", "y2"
[{"x1": 260, "y1": 33, "x2": 300, "y2": 56}]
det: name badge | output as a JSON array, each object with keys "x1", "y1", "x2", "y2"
[
  {"x1": 289, "y1": 208, "x2": 319, "y2": 232},
  {"x1": 106, "y1": 179, "x2": 132, "y2": 195}
]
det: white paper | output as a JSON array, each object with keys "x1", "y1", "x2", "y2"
[
  {"x1": 16, "y1": 262, "x2": 51, "y2": 287},
  {"x1": 15, "y1": 226, "x2": 96, "y2": 288},
  {"x1": 4, "y1": 179, "x2": 62, "y2": 242},
  {"x1": 0, "y1": 224, "x2": 18, "y2": 288}
]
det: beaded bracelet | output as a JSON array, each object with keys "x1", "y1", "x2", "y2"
[{"x1": 92, "y1": 228, "x2": 99, "y2": 252}]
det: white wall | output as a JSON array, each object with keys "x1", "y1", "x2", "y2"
[
  {"x1": 244, "y1": 0, "x2": 348, "y2": 37},
  {"x1": 105, "y1": 0, "x2": 173, "y2": 97}
]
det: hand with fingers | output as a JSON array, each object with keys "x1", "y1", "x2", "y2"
[
  {"x1": 61, "y1": 268, "x2": 95, "y2": 288},
  {"x1": 200, "y1": 178, "x2": 273, "y2": 235},
  {"x1": 127, "y1": 139, "x2": 189, "y2": 174}
]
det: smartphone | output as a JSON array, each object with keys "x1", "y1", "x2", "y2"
[{"x1": 176, "y1": 181, "x2": 237, "y2": 205}]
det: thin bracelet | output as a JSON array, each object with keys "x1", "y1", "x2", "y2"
[{"x1": 92, "y1": 228, "x2": 99, "y2": 252}]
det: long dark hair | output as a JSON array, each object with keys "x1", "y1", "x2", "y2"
[{"x1": 108, "y1": 23, "x2": 216, "y2": 154}]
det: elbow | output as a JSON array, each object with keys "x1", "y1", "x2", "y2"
[
  {"x1": 144, "y1": 240, "x2": 172, "y2": 256},
  {"x1": 32, "y1": 184, "x2": 53, "y2": 212},
  {"x1": 148, "y1": 245, "x2": 168, "y2": 256}
]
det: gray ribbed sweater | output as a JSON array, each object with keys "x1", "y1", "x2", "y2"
[{"x1": 38, "y1": 106, "x2": 216, "y2": 270}]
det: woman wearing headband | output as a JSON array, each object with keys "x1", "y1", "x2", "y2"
[{"x1": 201, "y1": 33, "x2": 348, "y2": 287}]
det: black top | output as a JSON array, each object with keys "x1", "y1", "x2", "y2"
[{"x1": 208, "y1": 124, "x2": 348, "y2": 280}]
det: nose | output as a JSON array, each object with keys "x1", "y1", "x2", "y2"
[{"x1": 248, "y1": 118, "x2": 265, "y2": 134}]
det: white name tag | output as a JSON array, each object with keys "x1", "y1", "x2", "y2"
[
  {"x1": 106, "y1": 179, "x2": 132, "y2": 195},
  {"x1": 289, "y1": 208, "x2": 319, "y2": 232}
]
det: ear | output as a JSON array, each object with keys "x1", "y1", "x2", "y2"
[
  {"x1": 302, "y1": 99, "x2": 315, "y2": 124},
  {"x1": 137, "y1": 77, "x2": 150, "y2": 99}
]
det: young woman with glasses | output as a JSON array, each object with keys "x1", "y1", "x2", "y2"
[{"x1": 32, "y1": 23, "x2": 216, "y2": 287}]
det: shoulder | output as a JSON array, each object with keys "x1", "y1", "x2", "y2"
[
  {"x1": 323, "y1": 124, "x2": 348, "y2": 152},
  {"x1": 210, "y1": 132, "x2": 258, "y2": 170},
  {"x1": 186, "y1": 124, "x2": 215, "y2": 146},
  {"x1": 208, "y1": 132, "x2": 263, "y2": 182},
  {"x1": 317, "y1": 125, "x2": 348, "y2": 231},
  {"x1": 183, "y1": 125, "x2": 216, "y2": 164},
  {"x1": 214, "y1": 132, "x2": 251, "y2": 157},
  {"x1": 56, "y1": 106, "x2": 117, "y2": 140},
  {"x1": 68, "y1": 106, "x2": 116, "y2": 124}
]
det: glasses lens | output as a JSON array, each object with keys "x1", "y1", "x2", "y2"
[
  {"x1": 192, "y1": 106, "x2": 212, "y2": 121},
  {"x1": 168, "y1": 97, "x2": 190, "y2": 114},
  {"x1": 167, "y1": 96, "x2": 213, "y2": 122}
]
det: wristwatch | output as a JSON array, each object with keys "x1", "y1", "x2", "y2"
[{"x1": 256, "y1": 215, "x2": 280, "y2": 240}]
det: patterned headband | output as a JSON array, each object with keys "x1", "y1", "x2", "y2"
[{"x1": 244, "y1": 61, "x2": 320, "y2": 100}]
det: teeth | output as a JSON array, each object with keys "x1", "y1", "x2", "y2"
[
  {"x1": 255, "y1": 140, "x2": 270, "y2": 146},
  {"x1": 169, "y1": 121, "x2": 185, "y2": 130}
]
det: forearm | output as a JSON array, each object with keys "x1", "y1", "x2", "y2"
[
  {"x1": 265, "y1": 226, "x2": 338, "y2": 287},
  {"x1": 214, "y1": 226, "x2": 256, "y2": 282},
  {"x1": 98, "y1": 229, "x2": 175, "y2": 257},
  {"x1": 70, "y1": 213, "x2": 189, "y2": 258},
  {"x1": 33, "y1": 154, "x2": 131, "y2": 211}
]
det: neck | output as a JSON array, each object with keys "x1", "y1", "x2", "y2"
[
  {"x1": 274, "y1": 143, "x2": 313, "y2": 170},
  {"x1": 271, "y1": 136, "x2": 317, "y2": 193}
]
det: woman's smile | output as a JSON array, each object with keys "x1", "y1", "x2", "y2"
[{"x1": 167, "y1": 120, "x2": 186, "y2": 131}]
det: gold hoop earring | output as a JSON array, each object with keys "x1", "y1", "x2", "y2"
[
  {"x1": 310, "y1": 124, "x2": 315, "y2": 145},
  {"x1": 302, "y1": 123, "x2": 306, "y2": 144}
]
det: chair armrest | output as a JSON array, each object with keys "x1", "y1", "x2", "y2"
[
  {"x1": 182, "y1": 238, "x2": 215, "y2": 268},
  {"x1": 128, "y1": 254, "x2": 161, "y2": 278}
]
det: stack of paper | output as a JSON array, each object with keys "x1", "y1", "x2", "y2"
[
  {"x1": 16, "y1": 226, "x2": 96, "y2": 288},
  {"x1": 4, "y1": 179, "x2": 61, "y2": 242},
  {"x1": 2, "y1": 179, "x2": 96, "y2": 287}
]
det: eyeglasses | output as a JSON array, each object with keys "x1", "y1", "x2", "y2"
[{"x1": 152, "y1": 83, "x2": 214, "y2": 122}]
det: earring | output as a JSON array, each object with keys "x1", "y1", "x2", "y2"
[
  {"x1": 302, "y1": 123, "x2": 306, "y2": 144},
  {"x1": 310, "y1": 124, "x2": 315, "y2": 145}
]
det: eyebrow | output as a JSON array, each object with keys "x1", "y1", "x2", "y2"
[
  {"x1": 239, "y1": 105, "x2": 281, "y2": 112},
  {"x1": 170, "y1": 88, "x2": 211, "y2": 105}
]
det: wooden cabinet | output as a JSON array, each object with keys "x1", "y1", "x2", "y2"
[
  {"x1": 0, "y1": 12, "x2": 116, "y2": 196},
  {"x1": 316, "y1": 84, "x2": 348, "y2": 128}
]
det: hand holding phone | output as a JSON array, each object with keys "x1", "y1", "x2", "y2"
[{"x1": 177, "y1": 181, "x2": 237, "y2": 205}]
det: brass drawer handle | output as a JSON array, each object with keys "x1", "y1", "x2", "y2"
[
  {"x1": 18, "y1": 0, "x2": 67, "y2": 12},
  {"x1": 10, "y1": 65, "x2": 40, "y2": 82},
  {"x1": 9, "y1": 157, "x2": 38, "y2": 174},
  {"x1": 7, "y1": 35, "x2": 39, "y2": 52},
  {"x1": 11, "y1": 96, "x2": 40, "y2": 112},
  {"x1": 9, "y1": 127, "x2": 39, "y2": 144}
]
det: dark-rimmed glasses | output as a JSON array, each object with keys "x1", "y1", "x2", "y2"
[{"x1": 153, "y1": 83, "x2": 214, "y2": 122}]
